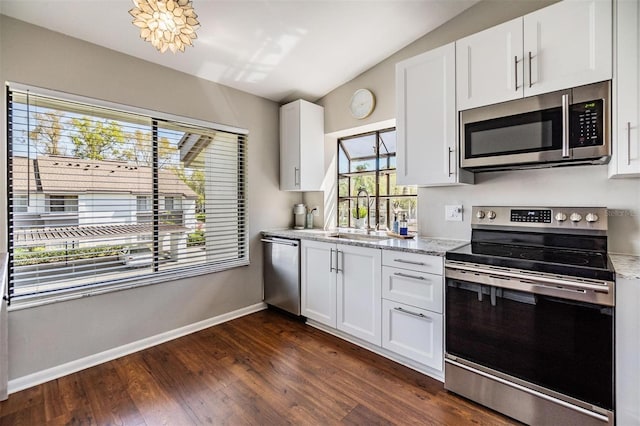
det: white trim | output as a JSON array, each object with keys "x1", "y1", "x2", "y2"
[
  {"x1": 7, "y1": 302, "x2": 267, "y2": 394},
  {"x1": 10, "y1": 260, "x2": 251, "y2": 310}
]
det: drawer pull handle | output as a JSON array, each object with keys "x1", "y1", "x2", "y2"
[
  {"x1": 394, "y1": 272, "x2": 425, "y2": 281},
  {"x1": 514, "y1": 55, "x2": 518, "y2": 91},
  {"x1": 628, "y1": 122, "x2": 632, "y2": 165},
  {"x1": 528, "y1": 51, "x2": 533, "y2": 88},
  {"x1": 393, "y1": 259, "x2": 426, "y2": 266},
  {"x1": 394, "y1": 307, "x2": 426, "y2": 318},
  {"x1": 329, "y1": 248, "x2": 335, "y2": 272}
]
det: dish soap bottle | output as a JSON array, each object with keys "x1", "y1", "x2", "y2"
[
  {"x1": 392, "y1": 214, "x2": 399, "y2": 234},
  {"x1": 399, "y1": 213, "x2": 408, "y2": 236}
]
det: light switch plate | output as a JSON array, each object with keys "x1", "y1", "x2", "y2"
[{"x1": 445, "y1": 205, "x2": 463, "y2": 222}]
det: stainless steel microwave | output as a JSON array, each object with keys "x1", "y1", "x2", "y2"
[{"x1": 460, "y1": 81, "x2": 611, "y2": 171}]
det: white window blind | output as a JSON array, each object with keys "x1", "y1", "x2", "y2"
[{"x1": 6, "y1": 85, "x2": 248, "y2": 305}]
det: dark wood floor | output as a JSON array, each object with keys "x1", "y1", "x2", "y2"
[{"x1": 0, "y1": 309, "x2": 518, "y2": 425}]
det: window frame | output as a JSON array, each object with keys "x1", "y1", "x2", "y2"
[
  {"x1": 5, "y1": 82, "x2": 249, "y2": 308},
  {"x1": 336, "y1": 128, "x2": 417, "y2": 230},
  {"x1": 46, "y1": 195, "x2": 79, "y2": 213}
]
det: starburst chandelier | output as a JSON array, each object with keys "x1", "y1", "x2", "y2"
[{"x1": 129, "y1": 0, "x2": 200, "y2": 53}]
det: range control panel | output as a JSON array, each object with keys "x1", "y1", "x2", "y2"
[
  {"x1": 510, "y1": 209, "x2": 552, "y2": 223},
  {"x1": 472, "y1": 206, "x2": 608, "y2": 232},
  {"x1": 571, "y1": 99, "x2": 604, "y2": 147}
]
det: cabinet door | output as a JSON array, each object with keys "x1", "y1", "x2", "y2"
[
  {"x1": 336, "y1": 245, "x2": 381, "y2": 345},
  {"x1": 301, "y1": 240, "x2": 336, "y2": 327},
  {"x1": 382, "y1": 299, "x2": 443, "y2": 371},
  {"x1": 611, "y1": 0, "x2": 640, "y2": 177},
  {"x1": 280, "y1": 102, "x2": 301, "y2": 191},
  {"x1": 524, "y1": 0, "x2": 612, "y2": 97},
  {"x1": 456, "y1": 18, "x2": 523, "y2": 111},
  {"x1": 616, "y1": 277, "x2": 640, "y2": 424},
  {"x1": 298, "y1": 101, "x2": 325, "y2": 190},
  {"x1": 396, "y1": 43, "x2": 469, "y2": 186}
]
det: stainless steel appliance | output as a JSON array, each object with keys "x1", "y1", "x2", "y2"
[
  {"x1": 293, "y1": 204, "x2": 306, "y2": 230},
  {"x1": 262, "y1": 236, "x2": 301, "y2": 316},
  {"x1": 460, "y1": 81, "x2": 611, "y2": 171},
  {"x1": 444, "y1": 206, "x2": 615, "y2": 425}
]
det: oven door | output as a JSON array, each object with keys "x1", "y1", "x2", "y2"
[{"x1": 445, "y1": 264, "x2": 614, "y2": 413}]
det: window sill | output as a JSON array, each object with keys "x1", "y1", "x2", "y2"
[{"x1": 8, "y1": 259, "x2": 250, "y2": 311}]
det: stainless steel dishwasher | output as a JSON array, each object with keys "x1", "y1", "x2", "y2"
[{"x1": 262, "y1": 236, "x2": 301, "y2": 316}]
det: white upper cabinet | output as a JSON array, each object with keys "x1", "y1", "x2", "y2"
[
  {"x1": 279, "y1": 100, "x2": 324, "y2": 191},
  {"x1": 456, "y1": 18, "x2": 524, "y2": 111},
  {"x1": 524, "y1": 0, "x2": 612, "y2": 97},
  {"x1": 456, "y1": 0, "x2": 612, "y2": 111},
  {"x1": 396, "y1": 42, "x2": 473, "y2": 186},
  {"x1": 610, "y1": 0, "x2": 640, "y2": 177}
]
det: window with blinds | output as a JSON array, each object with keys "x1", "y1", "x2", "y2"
[{"x1": 6, "y1": 85, "x2": 248, "y2": 304}]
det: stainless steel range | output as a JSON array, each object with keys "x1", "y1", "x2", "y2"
[{"x1": 444, "y1": 206, "x2": 615, "y2": 425}]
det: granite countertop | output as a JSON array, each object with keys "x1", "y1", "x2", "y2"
[
  {"x1": 261, "y1": 229, "x2": 468, "y2": 256},
  {"x1": 610, "y1": 254, "x2": 640, "y2": 280}
]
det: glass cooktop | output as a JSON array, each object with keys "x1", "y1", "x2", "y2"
[{"x1": 446, "y1": 241, "x2": 614, "y2": 281}]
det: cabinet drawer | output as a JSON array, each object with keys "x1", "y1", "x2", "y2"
[
  {"x1": 382, "y1": 267, "x2": 442, "y2": 313},
  {"x1": 382, "y1": 250, "x2": 443, "y2": 275},
  {"x1": 382, "y1": 299, "x2": 443, "y2": 371}
]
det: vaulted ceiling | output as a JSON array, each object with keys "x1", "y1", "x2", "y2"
[{"x1": 0, "y1": 0, "x2": 478, "y2": 103}]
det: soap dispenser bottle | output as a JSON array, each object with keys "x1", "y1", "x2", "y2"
[{"x1": 399, "y1": 213, "x2": 408, "y2": 236}]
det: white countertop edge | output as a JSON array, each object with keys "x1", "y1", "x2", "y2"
[
  {"x1": 261, "y1": 229, "x2": 468, "y2": 256},
  {"x1": 609, "y1": 253, "x2": 640, "y2": 281}
]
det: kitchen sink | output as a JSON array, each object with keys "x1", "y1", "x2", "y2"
[{"x1": 326, "y1": 232, "x2": 390, "y2": 242}]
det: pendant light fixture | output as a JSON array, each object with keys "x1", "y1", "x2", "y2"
[{"x1": 129, "y1": 0, "x2": 200, "y2": 53}]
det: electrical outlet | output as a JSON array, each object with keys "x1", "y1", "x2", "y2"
[{"x1": 445, "y1": 205, "x2": 463, "y2": 222}]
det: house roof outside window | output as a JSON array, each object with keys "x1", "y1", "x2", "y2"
[{"x1": 11, "y1": 155, "x2": 198, "y2": 198}]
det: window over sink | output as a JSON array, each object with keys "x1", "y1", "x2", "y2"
[{"x1": 337, "y1": 128, "x2": 417, "y2": 231}]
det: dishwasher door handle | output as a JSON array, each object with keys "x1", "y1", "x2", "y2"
[{"x1": 261, "y1": 238, "x2": 299, "y2": 247}]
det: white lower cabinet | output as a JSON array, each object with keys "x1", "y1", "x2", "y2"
[
  {"x1": 301, "y1": 240, "x2": 336, "y2": 327},
  {"x1": 382, "y1": 299, "x2": 443, "y2": 371},
  {"x1": 616, "y1": 277, "x2": 640, "y2": 425},
  {"x1": 336, "y1": 244, "x2": 382, "y2": 345},
  {"x1": 381, "y1": 251, "x2": 444, "y2": 376},
  {"x1": 301, "y1": 240, "x2": 381, "y2": 345},
  {"x1": 301, "y1": 240, "x2": 444, "y2": 378},
  {"x1": 382, "y1": 266, "x2": 442, "y2": 312}
]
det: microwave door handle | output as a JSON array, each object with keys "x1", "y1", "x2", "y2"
[{"x1": 562, "y1": 94, "x2": 570, "y2": 158}]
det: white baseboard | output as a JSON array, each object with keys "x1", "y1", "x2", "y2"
[{"x1": 8, "y1": 302, "x2": 267, "y2": 394}]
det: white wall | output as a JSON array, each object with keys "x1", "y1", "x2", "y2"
[
  {"x1": 418, "y1": 166, "x2": 640, "y2": 255},
  {"x1": 0, "y1": 15, "x2": 301, "y2": 381},
  {"x1": 315, "y1": 0, "x2": 640, "y2": 255}
]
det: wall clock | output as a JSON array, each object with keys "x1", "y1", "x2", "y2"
[{"x1": 349, "y1": 89, "x2": 375, "y2": 119}]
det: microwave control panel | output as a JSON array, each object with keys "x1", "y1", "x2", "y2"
[{"x1": 571, "y1": 99, "x2": 603, "y2": 147}]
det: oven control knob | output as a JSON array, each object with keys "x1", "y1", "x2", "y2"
[
  {"x1": 586, "y1": 213, "x2": 599, "y2": 223},
  {"x1": 570, "y1": 213, "x2": 583, "y2": 223},
  {"x1": 487, "y1": 211, "x2": 497, "y2": 220},
  {"x1": 476, "y1": 211, "x2": 486, "y2": 219},
  {"x1": 555, "y1": 212, "x2": 567, "y2": 222}
]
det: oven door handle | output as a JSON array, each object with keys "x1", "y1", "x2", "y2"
[
  {"x1": 445, "y1": 263, "x2": 610, "y2": 294},
  {"x1": 562, "y1": 93, "x2": 571, "y2": 158}
]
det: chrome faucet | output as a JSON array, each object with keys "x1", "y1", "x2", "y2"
[{"x1": 355, "y1": 187, "x2": 372, "y2": 234}]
